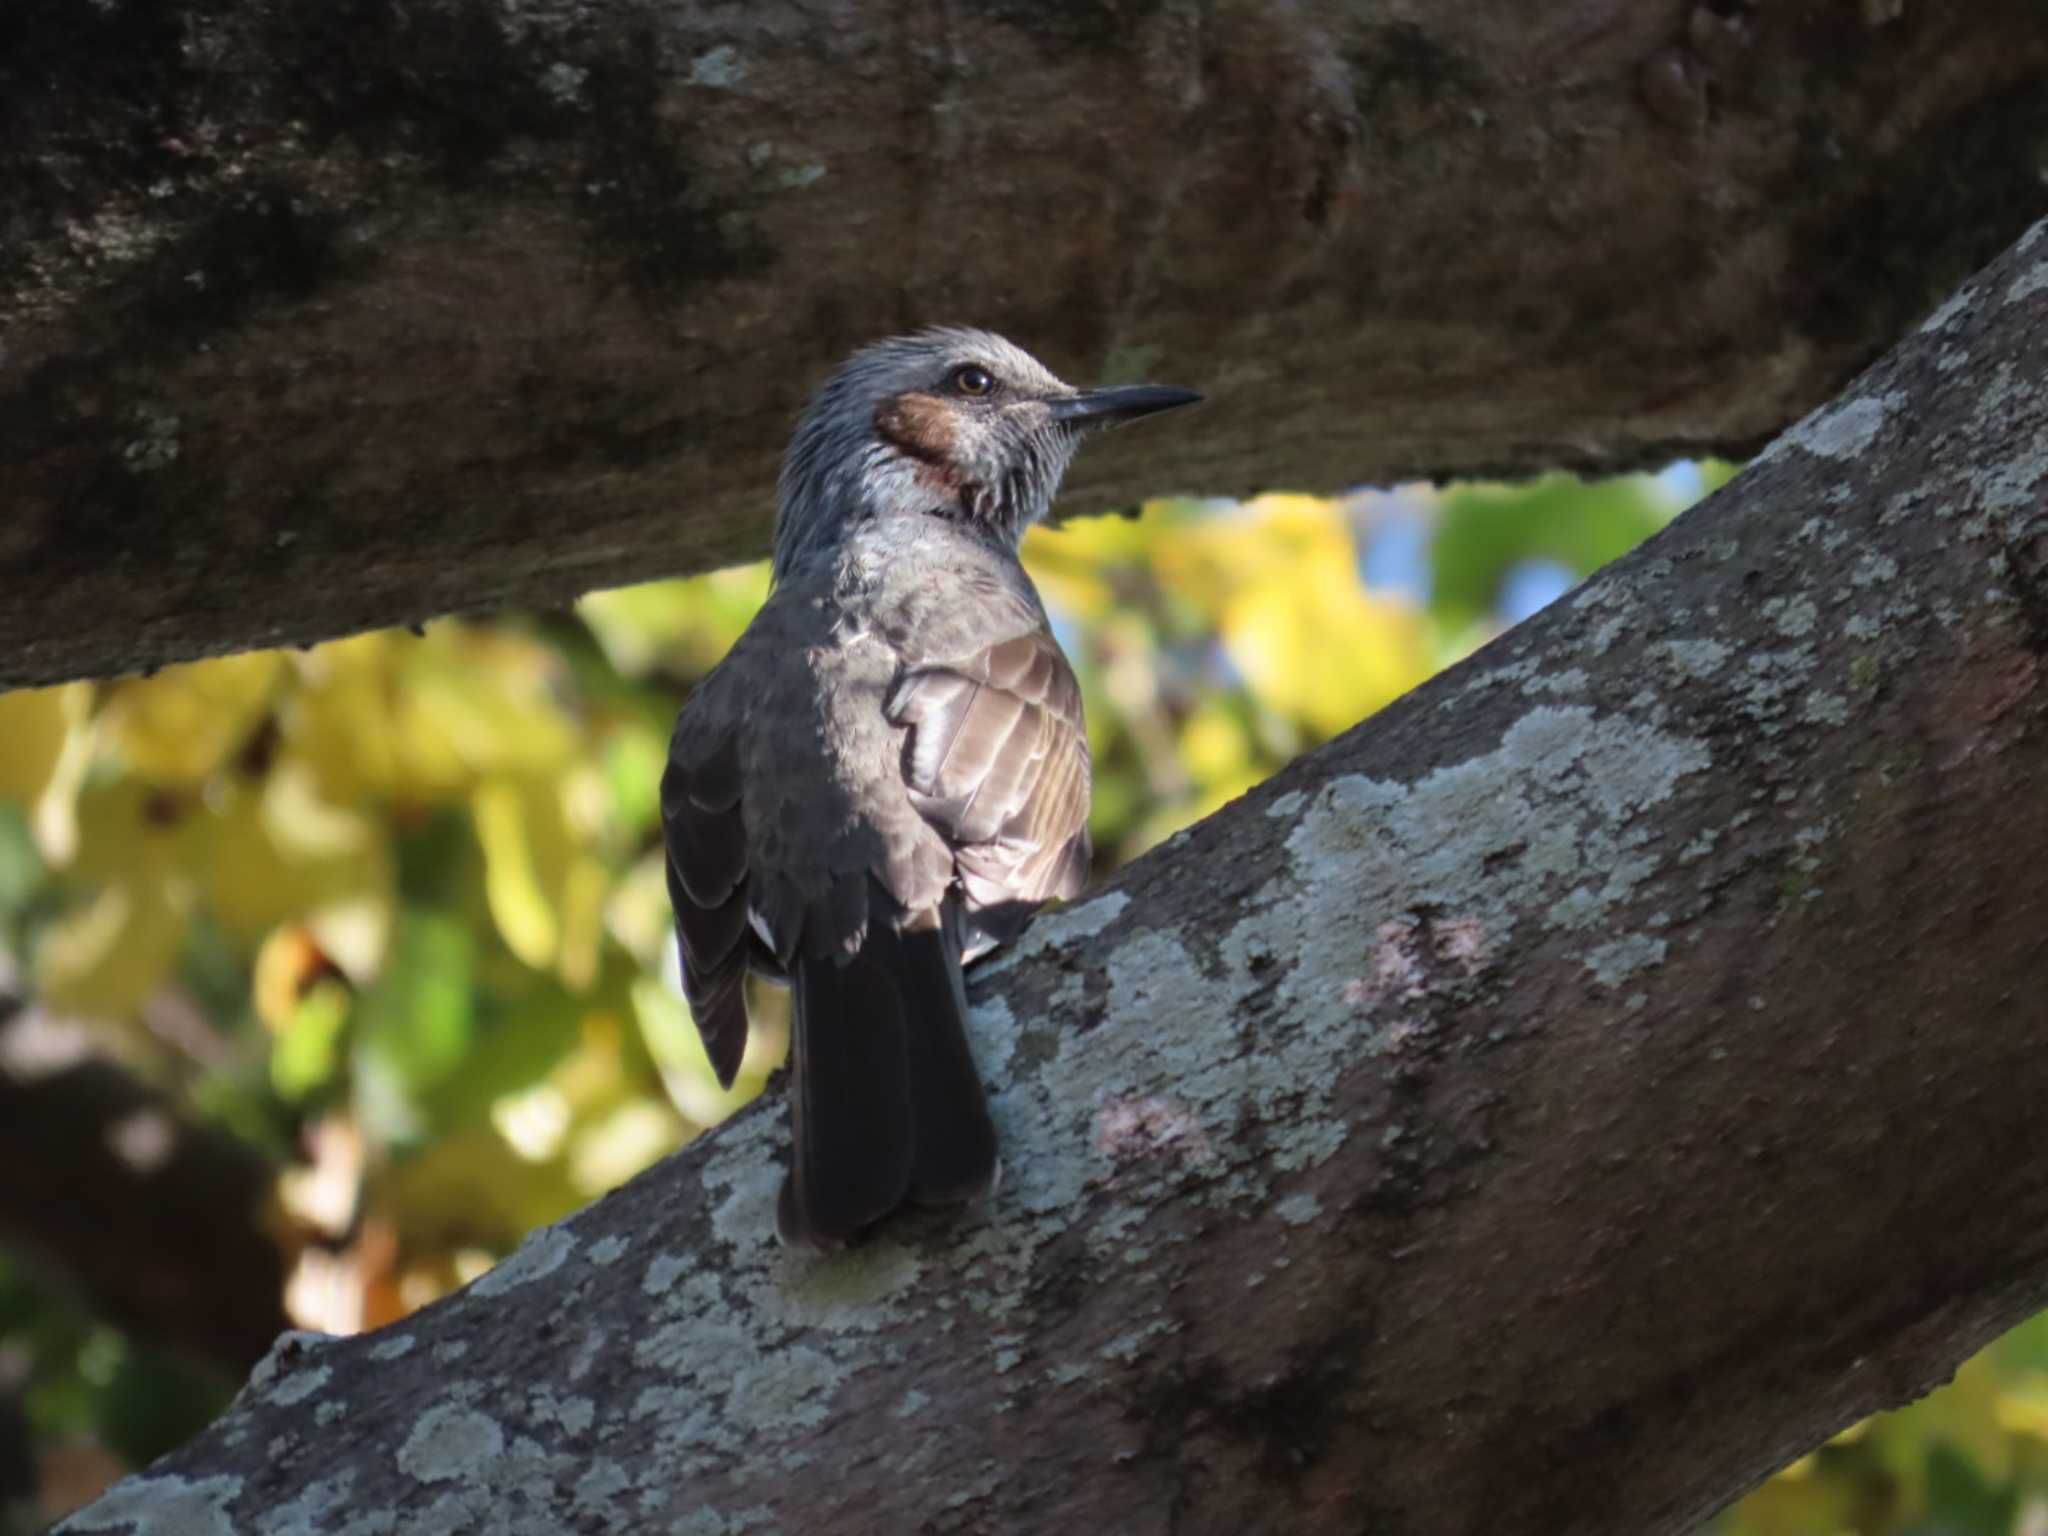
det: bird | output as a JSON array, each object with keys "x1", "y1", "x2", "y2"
[{"x1": 660, "y1": 328, "x2": 1201, "y2": 1248}]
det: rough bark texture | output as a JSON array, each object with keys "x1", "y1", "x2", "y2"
[
  {"x1": 0, "y1": 990, "x2": 291, "y2": 1381},
  {"x1": 5, "y1": 0, "x2": 2047, "y2": 689},
  {"x1": 0, "y1": 1388, "x2": 31, "y2": 1536},
  {"x1": 49, "y1": 220, "x2": 2048, "y2": 1536}
]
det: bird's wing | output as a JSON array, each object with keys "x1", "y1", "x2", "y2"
[
  {"x1": 660, "y1": 712, "x2": 754, "y2": 1090},
  {"x1": 885, "y1": 627, "x2": 1092, "y2": 952}
]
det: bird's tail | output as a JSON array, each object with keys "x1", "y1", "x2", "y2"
[{"x1": 778, "y1": 890, "x2": 1000, "y2": 1248}]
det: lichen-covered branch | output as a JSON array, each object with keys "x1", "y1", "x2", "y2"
[
  {"x1": 5, "y1": 1, "x2": 2047, "y2": 689},
  {"x1": 53, "y1": 223, "x2": 2048, "y2": 1535}
]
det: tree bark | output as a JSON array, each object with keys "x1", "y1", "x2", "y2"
[
  {"x1": 0, "y1": 1386, "x2": 32, "y2": 1536},
  {"x1": 4, "y1": 1, "x2": 2046, "y2": 689},
  {"x1": 0, "y1": 991, "x2": 291, "y2": 1382},
  {"x1": 48, "y1": 218, "x2": 2048, "y2": 1535}
]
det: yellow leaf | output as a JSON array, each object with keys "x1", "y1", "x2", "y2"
[
  {"x1": 36, "y1": 874, "x2": 186, "y2": 1019},
  {"x1": 568, "y1": 1100, "x2": 686, "y2": 1195},
  {"x1": 0, "y1": 683, "x2": 85, "y2": 806},
  {"x1": 1144, "y1": 494, "x2": 1432, "y2": 737},
  {"x1": 222, "y1": 819, "x2": 315, "y2": 974},
  {"x1": 1150, "y1": 494, "x2": 1349, "y2": 615},
  {"x1": 204, "y1": 767, "x2": 393, "y2": 976},
  {"x1": 287, "y1": 625, "x2": 581, "y2": 802},
  {"x1": 101, "y1": 653, "x2": 282, "y2": 785},
  {"x1": 1178, "y1": 698, "x2": 1254, "y2": 788},
  {"x1": 578, "y1": 566, "x2": 773, "y2": 678},
  {"x1": 1022, "y1": 506, "x2": 1168, "y2": 621},
  {"x1": 285, "y1": 633, "x2": 411, "y2": 803},
  {"x1": 549, "y1": 1008, "x2": 634, "y2": 1111},
  {"x1": 558, "y1": 855, "x2": 609, "y2": 993},
  {"x1": 1220, "y1": 572, "x2": 1430, "y2": 738},
  {"x1": 490, "y1": 1084, "x2": 573, "y2": 1163},
  {"x1": 0, "y1": 682, "x2": 93, "y2": 864},
  {"x1": 1721, "y1": 1454, "x2": 1859, "y2": 1536},
  {"x1": 1995, "y1": 1375, "x2": 2048, "y2": 1443},
  {"x1": 473, "y1": 776, "x2": 576, "y2": 971},
  {"x1": 400, "y1": 628, "x2": 579, "y2": 782},
  {"x1": 375, "y1": 1129, "x2": 585, "y2": 1253},
  {"x1": 606, "y1": 850, "x2": 679, "y2": 968},
  {"x1": 69, "y1": 779, "x2": 198, "y2": 884}
]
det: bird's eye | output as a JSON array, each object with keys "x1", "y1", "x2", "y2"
[{"x1": 951, "y1": 365, "x2": 996, "y2": 398}]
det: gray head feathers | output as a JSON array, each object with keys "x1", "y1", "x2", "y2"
[{"x1": 771, "y1": 328, "x2": 1199, "y2": 579}]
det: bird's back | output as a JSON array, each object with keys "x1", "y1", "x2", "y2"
[{"x1": 661, "y1": 325, "x2": 1196, "y2": 1245}]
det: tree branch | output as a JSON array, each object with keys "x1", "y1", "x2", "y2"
[
  {"x1": 5, "y1": 2, "x2": 2046, "y2": 688},
  {"x1": 0, "y1": 993, "x2": 290, "y2": 1381},
  {"x1": 51, "y1": 221, "x2": 2048, "y2": 1534}
]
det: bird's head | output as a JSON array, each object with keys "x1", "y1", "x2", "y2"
[{"x1": 773, "y1": 327, "x2": 1200, "y2": 577}]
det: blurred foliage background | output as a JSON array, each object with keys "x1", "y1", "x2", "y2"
[{"x1": 3, "y1": 465, "x2": 2044, "y2": 1535}]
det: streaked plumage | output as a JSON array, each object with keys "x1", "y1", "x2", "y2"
[{"x1": 662, "y1": 328, "x2": 1199, "y2": 1247}]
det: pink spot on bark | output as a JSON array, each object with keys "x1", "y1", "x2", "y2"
[
  {"x1": 1434, "y1": 917, "x2": 1489, "y2": 971},
  {"x1": 1092, "y1": 1096, "x2": 1211, "y2": 1164},
  {"x1": 1344, "y1": 916, "x2": 1490, "y2": 1010}
]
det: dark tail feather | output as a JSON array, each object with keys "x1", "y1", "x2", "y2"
[
  {"x1": 898, "y1": 899, "x2": 999, "y2": 1207},
  {"x1": 777, "y1": 891, "x2": 999, "y2": 1248},
  {"x1": 780, "y1": 948, "x2": 914, "y2": 1248}
]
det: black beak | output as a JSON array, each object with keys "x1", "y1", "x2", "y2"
[{"x1": 1047, "y1": 384, "x2": 1204, "y2": 427}]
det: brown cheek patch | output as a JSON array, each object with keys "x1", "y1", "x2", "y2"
[{"x1": 874, "y1": 392, "x2": 961, "y2": 486}]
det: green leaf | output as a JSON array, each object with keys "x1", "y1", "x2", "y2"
[
  {"x1": 394, "y1": 805, "x2": 477, "y2": 907},
  {"x1": 271, "y1": 978, "x2": 352, "y2": 1101},
  {"x1": 0, "y1": 804, "x2": 39, "y2": 924},
  {"x1": 95, "y1": 1348, "x2": 230, "y2": 1471},
  {"x1": 352, "y1": 911, "x2": 475, "y2": 1143},
  {"x1": 1991, "y1": 1308, "x2": 2048, "y2": 1374},
  {"x1": 0, "y1": 1255, "x2": 228, "y2": 1472},
  {"x1": 602, "y1": 719, "x2": 669, "y2": 843},
  {"x1": 418, "y1": 962, "x2": 616, "y2": 1129},
  {"x1": 1431, "y1": 473, "x2": 1674, "y2": 633},
  {"x1": 1908, "y1": 1440, "x2": 2017, "y2": 1536}
]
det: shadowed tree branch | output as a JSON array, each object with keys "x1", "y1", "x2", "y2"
[
  {"x1": 4, "y1": 1, "x2": 2046, "y2": 688},
  {"x1": 50, "y1": 221, "x2": 2048, "y2": 1535},
  {"x1": 0, "y1": 989, "x2": 290, "y2": 1382}
]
